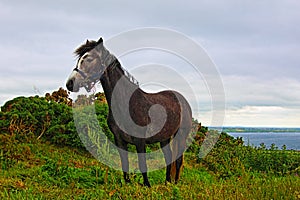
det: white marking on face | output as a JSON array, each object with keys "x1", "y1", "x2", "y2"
[
  {"x1": 77, "y1": 52, "x2": 89, "y2": 69},
  {"x1": 70, "y1": 70, "x2": 78, "y2": 78},
  {"x1": 67, "y1": 70, "x2": 78, "y2": 82}
]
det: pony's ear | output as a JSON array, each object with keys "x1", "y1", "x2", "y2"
[
  {"x1": 97, "y1": 37, "x2": 103, "y2": 44},
  {"x1": 86, "y1": 39, "x2": 90, "y2": 44}
]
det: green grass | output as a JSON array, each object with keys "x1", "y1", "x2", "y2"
[
  {"x1": 1, "y1": 92, "x2": 299, "y2": 199},
  {"x1": 1, "y1": 141, "x2": 300, "y2": 199}
]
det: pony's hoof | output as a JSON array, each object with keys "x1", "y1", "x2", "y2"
[
  {"x1": 144, "y1": 182, "x2": 151, "y2": 187},
  {"x1": 165, "y1": 181, "x2": 172, "y2": 186},
  {"x1": 125, "y1": 179, "x2": 131, "y2": 184}
]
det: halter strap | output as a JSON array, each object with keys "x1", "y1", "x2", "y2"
[{"x1": 73, "y1": 67, "x2": 87, "y2": 79}]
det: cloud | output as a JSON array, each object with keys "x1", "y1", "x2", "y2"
[
  {"x1": 223, "y1": 75, "x2": 300, "y2": 107},
  {"x1": 224, "y1": 105, "x2": 300, "y2": 127},
  {"x1": 0, "y1": 1, "x2": 300, "y2": 127},
  {"x1": 203, "y1": 40, "x2": 300, "y2": 80},
  {"x1": 216, "y1": 75, "x2": 300, "y2": 127}
]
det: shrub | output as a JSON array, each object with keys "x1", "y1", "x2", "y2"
[{"x1": 191, "y1": 130, "x2": 300, "y2": 178}]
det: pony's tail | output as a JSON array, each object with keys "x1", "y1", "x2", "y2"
[{"x1": 170, "y1": 135, "x2": 184, "y2": 182}]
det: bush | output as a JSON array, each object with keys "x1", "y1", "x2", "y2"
[
  {"x1": 1, "y1": 95, "x2": 77, "y2": 144},
  {"x1": 190, "y1": 130, "x2": 300, "y2": 178}
]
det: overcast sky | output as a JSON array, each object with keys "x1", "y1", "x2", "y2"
[{"x1": 1, "y1": 0, "x2": 300, "y2": 127}]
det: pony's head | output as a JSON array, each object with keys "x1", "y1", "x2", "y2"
[{"x1": 66, "y1": 38, "x2": 109, "y2": 92}]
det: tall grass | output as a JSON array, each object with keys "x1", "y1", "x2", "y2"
[{"x1": 1, "y1": 131, "x2": 299, "y2": 199}]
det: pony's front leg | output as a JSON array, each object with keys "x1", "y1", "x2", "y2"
[
  {"x1": 118, "y1": 149, "x2": 130, "y2": 183},
  {"x1": 136, "y1": 141, "x2": 151, "y2": 187},
  {"x1": 115, "y1": 139, "x2": 130, "y2": 184}
]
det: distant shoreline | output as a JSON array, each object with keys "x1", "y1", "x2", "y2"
[{"x1": 209, "y1": 127, "x2": 300, "y2": 133}]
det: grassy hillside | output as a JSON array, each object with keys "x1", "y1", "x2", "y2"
[
  {"x1": 1, "y1": 89, "x2": 300, "y2": 199},
  {"x1": 1, "y1": 138, "x2": 299, "y2": 199}
]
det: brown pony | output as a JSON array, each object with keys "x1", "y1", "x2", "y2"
[{"x1": 66, "y1": 38, "x2": 192, "y2": 187}]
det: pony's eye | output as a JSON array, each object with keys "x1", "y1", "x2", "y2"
[{"x1": 86, "y1": 57, "x2": 94, "y2": 62}]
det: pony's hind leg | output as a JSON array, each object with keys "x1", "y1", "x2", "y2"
[
  {"x1": 173, "y1": 128, "x2": 189, "y2": 183},
  {"x1": 175, "y1": 154, "x2": 184, "y2": 183},
  {"x1": 160, "y1": 139, "x2": 172, "y2": 183}
]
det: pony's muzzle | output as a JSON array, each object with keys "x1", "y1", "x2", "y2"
[{"x1": 66, "y1": 78, "x2": 76, "y2": 92}]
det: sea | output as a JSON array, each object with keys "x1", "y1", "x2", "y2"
[{"x1": 228, "y1": 132, "x2": 300, "y2": 150}]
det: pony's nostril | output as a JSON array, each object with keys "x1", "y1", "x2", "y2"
[{"x1": 66, "y1": 79, "x2": 74, "y2": 91}]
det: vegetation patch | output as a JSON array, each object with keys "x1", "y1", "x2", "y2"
[{"x1": 0, "y1": 88, "x2": 299, "y2": 199}]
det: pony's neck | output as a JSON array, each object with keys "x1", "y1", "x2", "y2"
[
  {"x1": 100, "y1": 57, "x2": 138, "y2": 107},
  {"x1": 97, "y1": 45, "x2": 116, "y2": 68}
]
